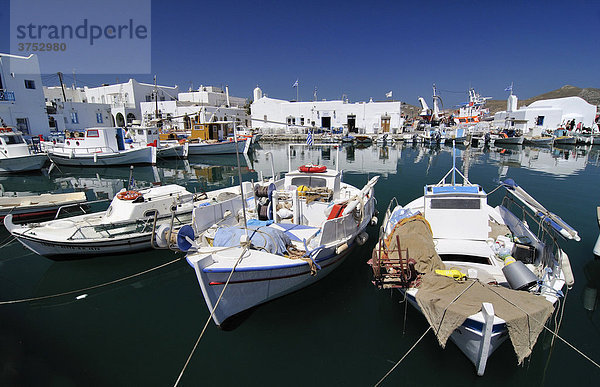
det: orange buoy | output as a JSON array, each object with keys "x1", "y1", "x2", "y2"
[
  {"x1": 299, "y1": 164, "x2": 327, "y2": 173},
  {"x1": 116, "y1": 190, "x2": 141, "y2": 201}
]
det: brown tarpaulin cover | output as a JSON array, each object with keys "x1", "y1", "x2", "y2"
[
  {"x1": 389, "y1": 214, "x2": 554, "y2": 364},
  {"x1": 415, "y1": 273, "x2": 554, "y2": 364},
  {"x1": 385, "y1": 215, "x2": 445, "y2": 273}
]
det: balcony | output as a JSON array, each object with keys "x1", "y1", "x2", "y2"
[{"x1": 0, "y1": 90, "x2": 16, "y2": 102}]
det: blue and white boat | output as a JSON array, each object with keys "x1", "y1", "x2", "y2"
[
  {"x1": 369, "y1": 154, "x2": 579, "y2": 375},
  {"x1": 168, "y1": 144, "x2": 379, "y2": 326}
]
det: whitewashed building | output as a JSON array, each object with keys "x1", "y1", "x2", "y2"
[
  {"x1": 0, "y1": 53, "x2": 50, "y2": 137},
  {"x1": 44, "y1": 86, "x2": 87, "y2": 103},
  {"x1": 493, "y1": 94, "x2": 597, "y2": 135},
  {"x1": 251, "y1": 87, "x2": 404, "y2": 134},
  {"x1": 47, "y1": 101, "x2": 113, "y2": 132},
  {"x1": 140, "y1": 86, "x2": 249, "y2": 130},
  {"x1": 44, "y1": 86, "x2": 113, "y2": 132},
  {"x1": 84, "y1": 79, "x2": 179, "y2": 127}
]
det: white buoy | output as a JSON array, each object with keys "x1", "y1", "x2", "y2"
[{"x1": 560, "y1": 250, "x2": 575, "y2": 288}]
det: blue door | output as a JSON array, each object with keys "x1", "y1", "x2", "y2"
[{"x1": 116, "y1": 128, "x2": 125, "y2": 150}]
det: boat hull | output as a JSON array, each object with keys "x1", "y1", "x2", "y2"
[
  {"x1": 8, "y1": 230, "x2": 152, "y2": 259},
  {"x1": 189, "y1": 244, "x2": 353, "y2": 326},
  {"x1": 493, "y1": 136, "x2": 524, "y2": 145},
  {"x1": 524, "y1": 137, "x2": 553, "y2": 146},
  {"x1": 404, "y1": 291, "x2": 509, "y2": 374},
  {"x1": 553, "y1": 136, "x2": 577, "y2": 145},
  {"x1": 48, "y1": 146, "x2": 156, "y2": 166},
  {"x1": 0, "y1": 153, "x2": 48, "y2": 173},
  {"x1": 187, "y1": 139, "x2": 249, "y2": 155},
  {"x1": 157, "y1": 143, "x2": 187, "y2": 159}
]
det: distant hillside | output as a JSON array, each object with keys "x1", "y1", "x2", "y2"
[{"x1": 486, "y1": 85, "x2": 600, "y2": 114}]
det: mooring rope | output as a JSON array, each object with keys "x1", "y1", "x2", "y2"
[
  {"x1": 0, "y1": 235, "x2": 16, "y2": 249},
  {"x1": 173, "y1": 245, "x2": 249, "y2": 387},
  {"x1": 0, "y1": 257, "x2": 181, "y2": 305},
  {"x1": 374, "y1": 326, "x2": 432, "y2": 387}
]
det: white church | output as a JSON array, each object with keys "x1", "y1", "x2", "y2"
[{"x1": 493, "y1": 93, "x2": 597, "y2": 135}]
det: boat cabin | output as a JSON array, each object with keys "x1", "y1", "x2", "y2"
[
  {"x1": 284, "y1": 167, "x2": 341, "y2": 200},
  {"x1": 0, "y1": 127, "x2": 32, "y2": 158},
  {"x1": 63, "y1": 127, "x2": 129, "y2": 152},
  {"x1": 189, "y1": 115, "x2": 232, "y2": 142},
  {"x1": 125, "y1": 126, "x2": 160, "y2": 147},
  {"x1": 423, "y1": 183, "x2": 489, "y2": 241},
  {"x1": 103, "y1": 184, "x2": 193, "y2": 223}
]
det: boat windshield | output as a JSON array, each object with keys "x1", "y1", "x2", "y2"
[{"x1": 0, "y1": 134, "x2": 25, "y2": 145}]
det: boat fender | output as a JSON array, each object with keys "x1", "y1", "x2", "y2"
[
  {"x1": 177, "y1": 225, "x2": 196, "y2": 252},
  {"x1": 117, "y1": 190, "x2": 141, "y2": 201},
  {"x1": 155, "y1": 224, "x2": 172, "y2": 248},
  {"x1": 502, "y1": 260, "x2": 538, "y2": 290},
  {"x1": 336, "y1": 243, "x2": 348, "y2": 254},
  {"x1": 560, "y1": 250, "x2": 575, "y2": 288},
  {"x1": 356, "y1": 231, "x2": 368, "y2": 246},
  {"x1": 369, "y1": 216, "x2": 378, "y2": 227}
]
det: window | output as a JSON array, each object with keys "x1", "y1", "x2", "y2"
[
  {"x1": 300, "y1": 117, "x2": 305, "y2": 126},
  {"x1": 24, "y1": 80, "x2": 36, "y2": 89},
  {"x1": 96, "y1": 113, "x2": 103, "y2": 123},
  {"x1": 146, "y1": 95, "x2": 152, "y2": 102},
  {"x1": 263, "y1": 115, "x2": 267, "y2": 123},
  {"x1": 430, "y1": 198, "x2": 480, "y2": 210},
  {"x1": 536, "y1": 116, "x2": 545, "y2": 126},
  {"x1": 0, "y1": 73, "x2": 3, "y2": 90},
  {"x1": 70, "y1": 112, "x2": 79, "y2": 124},
  {"x1": 86, "y1": 129, "x2": 99, "y2": 137},
  {"x1": 0, "y1": 134, "x2": 25, "y2": 144},
  {"x1": 15, "y1": 118, "x2": 29, "y2": 134}
]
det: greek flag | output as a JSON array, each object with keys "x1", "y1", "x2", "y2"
[
  {"x1": 293, "y1": 79, "x2": 298, "y2": 88},
  {"x1": 504, "y1": 83, "x2": 513, "y2": 92},
  {"x1": 306, "y1": 130, "x2": 313, "y2": 146},
  {"x1": 386, "y1": 91, "x2": 392, "y2": 98}
]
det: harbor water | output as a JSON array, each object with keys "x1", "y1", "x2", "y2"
[{"x1": 1, "y1": 142, "x2": 600, "y2": 386}]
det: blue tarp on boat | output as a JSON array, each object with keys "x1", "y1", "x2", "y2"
[{"x1": 213, "y1": 225, "x2": 291, "y2": 255}]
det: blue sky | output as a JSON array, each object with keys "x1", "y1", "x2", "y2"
[{"x1": 1, "y1": 0, "x2": 599, "y2": 107}]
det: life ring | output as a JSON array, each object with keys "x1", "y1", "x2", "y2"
[
  {"x1": 299, "y1": 164, "x2": 327, "y2": 173},
  {"x1": 117, "y1": 190, "x2": 141, "y2": 201}
]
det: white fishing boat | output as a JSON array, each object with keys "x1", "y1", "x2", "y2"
[
  {"x1": 0, "y1": 191, "x2": 87, "y2": 224},
  {"x1": 47, "y1": 127, "x2": 156, "y2": 166},
  {"x1": 126, "y1": 124, "x2": 188, "y2": 159},
  {"x1": 4, "y1": 184, "x2": 243, "y2": 259},
  {"x1": 492, "y1": 130, "x2": 524, "y2": 145},
  {"x1": 172, "y1": 144, "x2": 379, "y2": 326},
  {"x1": 369, "y1": 156, "x2": 579, "y2": 375},
  {"x1": 0, "y1": 127, "x2": 48, "y2": 173},
  {"x1": 188, "y1": 138, "x2": 250, "y2": 156},
  {"x1": 553, "y1": 129, "x2": 577, "y2": 145},
  {"x1": 523, "y1": 135, "x2": 554, "y2": 146}
]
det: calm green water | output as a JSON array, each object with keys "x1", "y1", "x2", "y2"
[{"x1": 1, "y1": 143, "x2": 599, "y2": 386}]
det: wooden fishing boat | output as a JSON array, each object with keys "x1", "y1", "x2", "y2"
[
  {"x1": 0, "y1": 191, "x2": 87, "y2": 224},
  {"x1": 369, "y1": 157, "x2": 579, "y2": 375},
  {"x1": 4, "y1": 184, "x2": 243, "y2": 259},
  {"x1": 0, "y1": 127, "x2": 48, "y2": 173},
  {"x1": 160, "y1": 144, "x2": 379, "y2": 327},
  {"x1": 47, "y1": 127, "x2": 156, "y2": 166}
]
